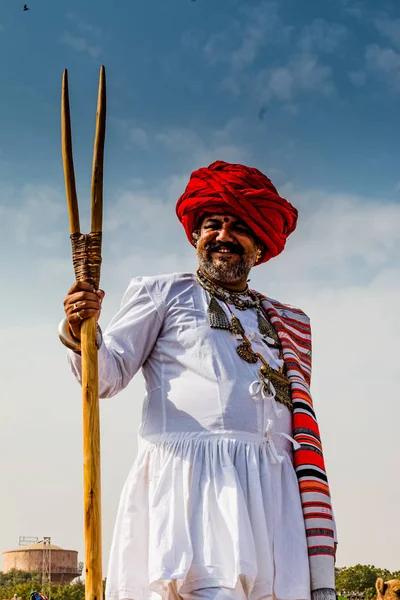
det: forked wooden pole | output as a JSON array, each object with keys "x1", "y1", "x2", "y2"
[
  {"x1": 91, "y1": 65, "x2": 106, "y2": 234},
  {"x1": 81, "y1": 65, "x2": 106, "y2": 600},
  {"x1": 61, "y1": 66, "x2": 106, "y2": 600},
  {"x1": 61, "y1": 70, "x2": 80, "y2": 235}
]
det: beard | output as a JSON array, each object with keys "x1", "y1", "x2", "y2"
[{"x1": 196, "y1": 245, "x2": 257, "y2": 284}]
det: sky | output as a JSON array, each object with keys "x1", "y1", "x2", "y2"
[{"x1": 0, "y1": 0, "x2": 400, "y2": 579}]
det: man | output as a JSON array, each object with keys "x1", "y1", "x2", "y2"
[{"x1": 61, "y1": 161, "x2": 337, "y2": 600}]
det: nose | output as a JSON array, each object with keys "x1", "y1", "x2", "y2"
[{"x1": 215, "y1": 222, "x2": 234, "y2": 243}]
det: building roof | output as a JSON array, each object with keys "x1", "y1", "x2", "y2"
[{"x1": 3, "y1": 541, "x2": 76, "y2": 553}]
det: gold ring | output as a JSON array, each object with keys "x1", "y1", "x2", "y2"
[
  {"x1": 73, "y1": 303, "x2": 78, "y2": 311},
  {"x1": 77, "y1": 311, "x2": 83, "y2": 321}
]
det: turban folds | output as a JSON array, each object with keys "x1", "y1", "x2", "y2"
[{"x1": 176, "y1": 160, "x2": 298, "y2": 264}]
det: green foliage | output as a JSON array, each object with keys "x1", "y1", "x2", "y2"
[
  {"x1": 0, "y1": 582, "x2": 37, "y2": 600},
  {"x1": 49, "y1": 581, "x2": 85, "y2": 600},
  {"x1": 365, "y1": 588, "x2": 377, "y2": 600},
  {"x1": 0, "y1": 571, "x2": 109, "y2": 600},
  {"x1": 2, "y1": 564, "x2": 398, "y2": 600},
  {"x1": 0, "y1": 571, "x2": 41, "y2": 587},
  {"x1": 0, "y1": 571, "x2": 85, "y2": 600},
  {"x1": 335, "y1": 564, "x2": 399, "y2": 597},
  {"x1": 0, "y1": 570, "x2": 42, "y2": 600}
]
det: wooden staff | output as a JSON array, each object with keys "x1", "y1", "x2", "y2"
[{"x1": 61, "y1": 66, "x2": 106, "y2": 600}]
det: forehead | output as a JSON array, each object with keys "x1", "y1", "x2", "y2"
[{"x1": 200, "y1": 213, "x2": 249, "y2": 227}]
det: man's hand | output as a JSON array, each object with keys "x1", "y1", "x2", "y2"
[{"x1": 63, "y1": 281, "x2": 105, "y2": 341}]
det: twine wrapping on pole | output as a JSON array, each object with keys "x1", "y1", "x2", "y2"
[{"x1": 70, "y1": 232, "x2": 103, "y2": 288}]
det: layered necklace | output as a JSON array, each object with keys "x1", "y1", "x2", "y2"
[{"x1": 196, "y1": 269, "x2": 292, "y2": 411}]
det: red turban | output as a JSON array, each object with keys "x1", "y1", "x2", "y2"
[{"x1": 176, "y1": 160, "x2": 298, "y2": 264}]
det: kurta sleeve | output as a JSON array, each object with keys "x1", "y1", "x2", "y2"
[{"x1": 67, "y1": 276, "x2": 166, "y2": 398}]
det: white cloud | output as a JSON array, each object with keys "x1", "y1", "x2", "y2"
[
  {"x1": 155, "y1": 128, "x2": 203, "y2": 154},
  {"x1": 203, "y1": 5, "x2": 337, "y2": 107},
  {"x1": 348, "y1": 69, "x2": 366, "y2": 86},
  {"x1": 366, "y1": 14, "x2": 400, "y2": 89},
  {"x1": 278, "y1": 188, "x2": 400, "y2": 278},
  {"x1": 340, "y1": 0, "x2": 365, "y2": 19},
  {"x1": 66, "y1": 13, "x2": 104, "y2": 39},
  {"x1": 0, "y1": 184, "x2": 66, "y2": 246},
  {"x1": 153, "y1": 120, "x2": 250, "y2": 169},
  {"x1": 366, "y1": 44, "x2": 400, "y2": 72},
  {"x1": 61, "y1": 32, "x2": 102, "y2": 59},
  {"x1": 255, "y1": 18, "x2": 345, "y2": 104},
  {"x1": 204, "y1": 29, "x2": 237, "y2": 67},
  {"x1": 203, "y1": 1, "x2": 291, "y2": 70},
  {"x1": 365, "y1": 43, "x2": 400, "y2": 89},
  {"x1": 129, "y1": 127, "x2": 149, "y2": 150},
  {"x1": 299, "y1": 19, "x2": 347, "y2": 54},
  {"x1": 256, "y1": 54, "x2": 334, "y2": 104},
  {"x1": 375, "y1": 17, "x2": 400, "y2": 49},
  {"x1": 231, "y1": 2, "x2": 292, "y2": 71}
]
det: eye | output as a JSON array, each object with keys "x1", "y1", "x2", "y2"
[
  {"x1": 234, "y1": 224, "x2": 251, "y2": 234},
  {"x1": 204, "y1": 222, "x2": 221, "y2": 230}
]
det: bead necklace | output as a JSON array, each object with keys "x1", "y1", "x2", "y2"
[
  {"x1": 196, "y1": 269, "x2": 279, "y2": 348},
  {"x1": 196, "y1": 269, "x2": 292, "y2": 411}
]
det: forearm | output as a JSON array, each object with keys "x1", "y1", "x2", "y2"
[
  {"x1": 67, "y1": 341, "x2": 129, "y2": 398},
  {"x1": 66, "y1": 276, "x2": 165, "y2": 398}
]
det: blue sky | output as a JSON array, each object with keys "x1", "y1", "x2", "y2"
[
  {"x1": 1, "y1": 0, "x2": 400, "y2": 577},
  {"x1": 2, "y1": 0, "x2": 400, "y2": 195}
]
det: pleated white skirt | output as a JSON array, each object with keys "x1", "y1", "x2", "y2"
[{"x1": 105, "y1": 430, "x2": 310, "y2": 600}]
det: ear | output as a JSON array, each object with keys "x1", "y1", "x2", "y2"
[
  {"x1": 376, "y1": 579, "x2": 387, "y2": 596},
  {"x1": 192, "y1": 230, "x2": 199, "y2": 246},
  {"x1": 255, "y1": 242, "x2": 265, "y2": 263}
]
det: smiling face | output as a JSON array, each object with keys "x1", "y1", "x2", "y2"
[{"x1": 194, "y1": 213, "x2": 260, "y2": 289}]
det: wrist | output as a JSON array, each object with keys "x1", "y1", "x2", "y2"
[
  {"x1": 69, "y1": 325, "x2": 81, "y2": 343},
  {"x1": 58, "y1": 317, "x2": 103, "y2": 351}
]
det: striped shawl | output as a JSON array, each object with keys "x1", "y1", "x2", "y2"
[{"x1": 256, "y1": 292, "x2": 336, "y2": 600}]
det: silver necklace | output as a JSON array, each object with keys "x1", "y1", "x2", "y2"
[{"x1": 196, "y1": 269, "x2": 280, "y2": 347}]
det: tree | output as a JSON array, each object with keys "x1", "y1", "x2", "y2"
[
  {"x1": 0, "y1": 571, "x2": 105, "y2": 600},
  {"x1": 0, "y1": 571, "x2": 85, "y2": 600},
  {"x1": 335, "y1": 565, "x2": 395, "y2": 598},
  {"x1": 50, "y1": 581, "x2": 85, "y2": 600},
  {"x1": 0, "y1": 570, "x2": 42, "y2": 600},
  {"x1": 0, "y1": 571, "x2": 41, "y2": 588}
]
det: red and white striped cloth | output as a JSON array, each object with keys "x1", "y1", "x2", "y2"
[{"x1": 256, "y1": 293, "x2": 336, "y2": 600}]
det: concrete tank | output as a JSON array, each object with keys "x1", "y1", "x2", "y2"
[{"x1": 2, "y1": 541, "x2": 80, "y2": 585}]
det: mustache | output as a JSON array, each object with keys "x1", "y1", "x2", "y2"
[{"x1": 204, "y1": 242, "x2": 244, "y2": 255}]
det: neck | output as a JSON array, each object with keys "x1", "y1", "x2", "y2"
[{"x1": 199, "y1": 268, "x2": 249, "y2": 292}]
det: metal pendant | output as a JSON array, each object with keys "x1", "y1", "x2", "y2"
[
  {"x1": 236, "y1": 341, "x2": 258, "y2": 364},
  {"x1": 258, "y1": 365, "x2": 293, "y2": 412},
  {"x1": 208, "y1": 296, "x2": 231, "y2": 330},
  {"x1": 263, "y1": 336, "x2": 278, "y2": 348},
  {"x1": 257, "y1": 310, "x2": 279, "y2": 344},
  {"x1": 230, "y1": 314, "x2": 245, "y2": 336}
]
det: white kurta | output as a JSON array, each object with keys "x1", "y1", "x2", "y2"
[{"x1": 68, "y1": 272, "x2": 310, "y2": 600}]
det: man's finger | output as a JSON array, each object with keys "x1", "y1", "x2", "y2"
[
  {"x1": 66, "y1": 300, "x2": 101, "y2": 315},
  {"x1": 65, "y1": 291, "x2": 100, "y2": 308},
  {"x1": 66, "y1": 281, "x2": 97, "y2": 295},
  {"x1": 70, "y1": 308, "x2": 100, "y2": 323}
]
